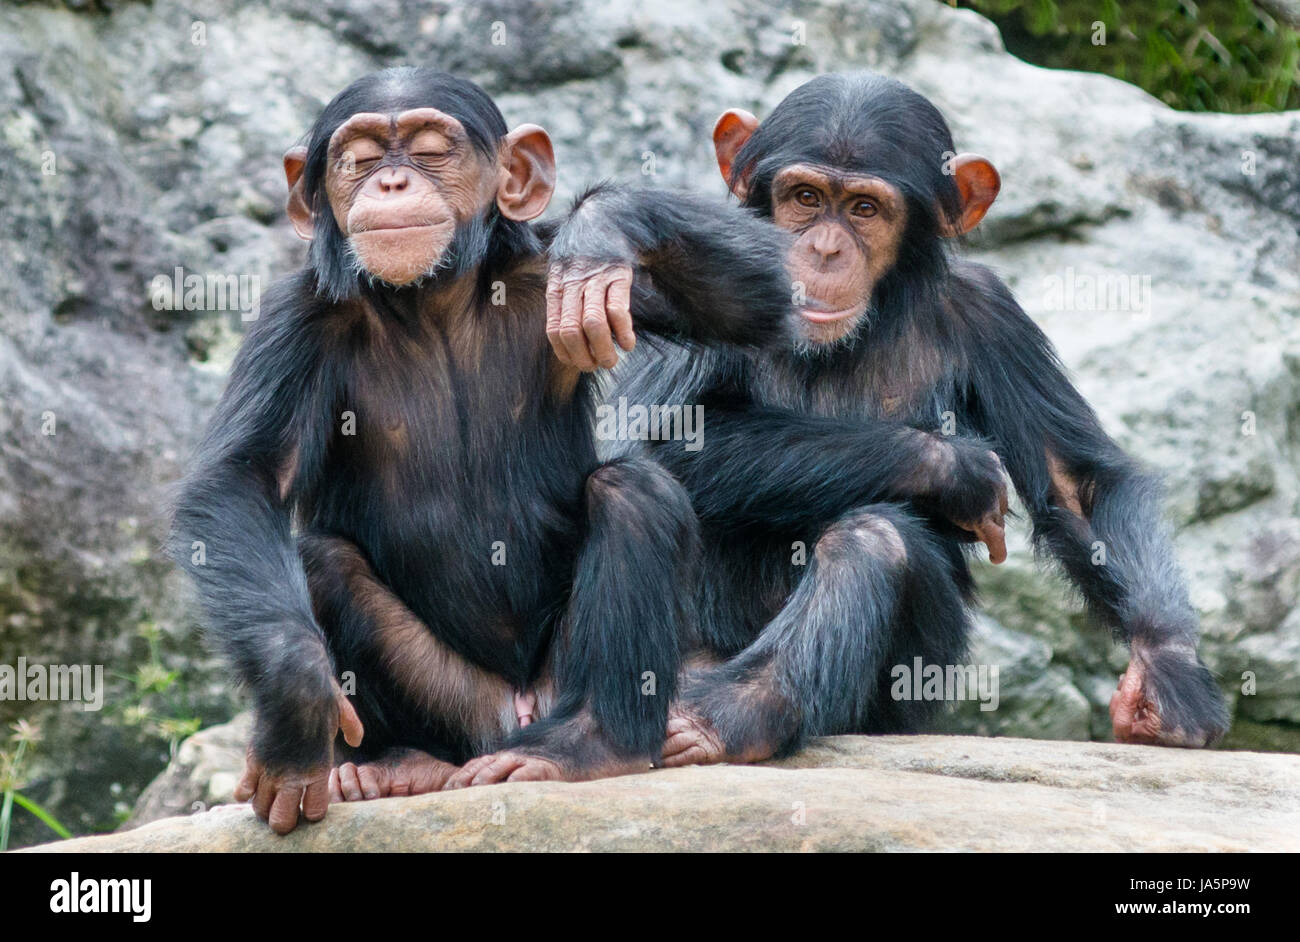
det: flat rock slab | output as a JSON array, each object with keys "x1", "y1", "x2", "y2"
[{"x1": 25, "y1": 736, "x2": 1300, "y2": 852}]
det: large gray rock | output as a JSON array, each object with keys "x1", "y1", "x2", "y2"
[
  {"x1": 29, "y1": 735, "x2": 1300, "y2": 852},
  {"x1": 1, "y1": 0, "x2": 1297, "y2": 846}
]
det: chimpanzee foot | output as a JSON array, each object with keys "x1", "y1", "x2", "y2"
[
  {"x1": 443, "y1": 750, "x2": 567, "y2": 787},
  {"x1": 442, "y1": 712, "x2": 653, "y2": 788},
  {"x1": 660, "y1": 665, "x2": 799, "y2": 768},
  {"x1": 329, "y1": 747, "x2": 459, "y2": 802},
  {"x1": 661, "y1": 708, "x2": 732, "y2": 767},
  {"x1": 660, "y1": 705, "x2": 786, "y2": 767}
]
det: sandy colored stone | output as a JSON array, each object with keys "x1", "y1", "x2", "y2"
[{"x1": 28, "y1": 735, "x2": 1300, "y2": 853}]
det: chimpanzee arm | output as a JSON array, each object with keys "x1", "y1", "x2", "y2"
[
  {"x1": 546, "y1": 183, "x2": 795, "y2": 367},
  {"x1": 647, "y1": 388, "x2": 1006, "y2": 539},
  {"x1": 957, "y1": 263, "x2": 1227, "y2": 744},
  {"x1": 170, "y1": 275, "x2": 343, "y2": 773}
]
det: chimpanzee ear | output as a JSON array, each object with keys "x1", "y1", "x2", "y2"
[
  {"x1": 497, "y1": 124, "x2": 556, "y2": 222},
  {"x1": 283, "y1": 145, "x2": 315, "y2": 241},
  {"x1": 712, "y1": 109, "x2": 759, "y2": 199},
  {"x1": 940, "y1": 153, "x2": 1001, "y2": 237}
]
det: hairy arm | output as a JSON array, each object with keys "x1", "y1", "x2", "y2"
[
  {"x1": 636, "y1": 374, "x2": 1006, "y2": 548},
  {"x1": 958, "y1": 263, "x2": 1227, "y2": 745},
  {"x1": 545, "y1": 183, "x2": 795, "y2": 369},
  {"x1": 170, "y1": 276, "x2": 356, "y2": 801}
]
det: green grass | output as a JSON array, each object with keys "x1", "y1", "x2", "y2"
[
  {"x1": 957, "y1": 0, "x2": 1300, "y2": 112},
  {"x1": 0, "y1": 723, "x2": 71, "y2": 851}
]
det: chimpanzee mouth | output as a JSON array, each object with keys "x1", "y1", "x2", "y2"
[
  {"x1": 352, "y1": 222, "x2": 440, "y2": 234},
  {"x1": 800, "y1": 302, "x2": 864, "y2": 324}
]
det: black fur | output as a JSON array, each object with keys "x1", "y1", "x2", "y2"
[
  {"x1": 594, "y1": 71, "x2": 1229, "y2": 752},
  {"x1": 170, "y1": 68, "x2": 794, "y2": 775},
  {"x1": 553, "y1": 182, "x2": 797, "y2": 349}
]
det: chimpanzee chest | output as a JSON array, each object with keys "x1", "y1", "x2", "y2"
[{"x1": 311, "y1": 333, "x2": 585, "y2": 640}]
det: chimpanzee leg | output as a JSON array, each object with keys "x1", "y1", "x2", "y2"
[
  {"x1": 662, "y1": 504, "x2": 971, "y2": 767},
  {"x1": 298, "y1": 532, "x2": 518, "y2": 799},
  {"x1": 446, "y1": 456, "x2": 698, "y2": 787}
]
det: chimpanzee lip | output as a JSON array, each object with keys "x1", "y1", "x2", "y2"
[
  {"x1": 353, "y1": 223, "x2": 440, "y2": 234},
  {"x1": 800, "y1": 302, "x2": 863, "y2": 324}
]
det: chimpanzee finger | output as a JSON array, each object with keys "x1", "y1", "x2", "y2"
[
  {"x1": 606, "y1": 271, "x2": 636, "y2": 352},
  {"x1": 337, "y1": 694, "x2": 364, "y2": 748},
  {"x1": 469, "y1": 752, "x2": 530, "y2": 786},
  {"x1": 357, "y1": 764, "x2": 384, "y2": 800},
  {"x1": 975, "y1": 518, "x2": 1007, "y2": 565},
  {"x1": 268, "y1": 786, "x2": 304, "y2": 835},
  {"x1": 443, "y1": 754, "x2": 495, "y2": 790},
  {"x1": 251, "y1": 778, "x2": 276, "y2": 822},
  {"x1": 506, "y1": 760, "x2": 560, "y2": 783},
  {"x1": 558, "y1": 280, "x2": 597, "y2": 370},
  {"x1": 336, "y1": 762, "x2": 364, "y2": 802},
  {"x1": 302, "y1": 777, "x2": 330, "y2": 823},
  {"x1": 662, "y1": 744, "x2": 712, "y2": 767},
  {"x1": 545, "y1": 273, "x2": 566, "y2": 363},
  {"x1": 662, "y1": 729, "x2": 696, "y2": 758},
  {"x1": 328, "y1": 767, "x2": 343, "y2": 804},
  {"x1": 581, "y1": 276, "x2": 619, "y2": 369},
  {"x1": 234, "y1": 756, "x2": 262, "y2": 803},
  {"x1": 1110, "y1": 664, "x2": 1143, "y2": 740}
]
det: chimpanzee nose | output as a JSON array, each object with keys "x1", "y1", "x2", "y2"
[
  {"x1": 811, "y1": 231, "x2": 841, "y2": 261},
  {"x1": 803, "y1": 224, "x2": 848, "y2": 268},
  {"x1": 376, "y1": 168, "x2": 410, "y2": 195}
]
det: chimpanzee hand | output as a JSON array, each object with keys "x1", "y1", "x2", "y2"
[
  {"x1": 546, "y1": 259, "x2": 637, "y2": 371},
  {"x1": 1110, "y1": 644, "x2": 1228, "y2": 748},
  {"x1": 932, "y1": 442, "x2": 1010, "y2": 564},
  {"x1": 234, "y1": 682, "x2": 364, "y2": 835}
]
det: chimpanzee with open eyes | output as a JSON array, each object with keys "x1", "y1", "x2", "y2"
[
  {"x1": 169, "y1": 66, "x2": 864, "y2": 833},
  {"x1": 553, "y1": 72, "x2": 1229, "y2": 765}
]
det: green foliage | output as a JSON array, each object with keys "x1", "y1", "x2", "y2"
[
  {"x1": 0, "y1": 720, "x2": 70, "y2": 850},
  {"x1": 958, "y1": 0, "x2": 1300, "y2": 112},
  {"x1": 114, "y1": 620, "x2": 203, "y2": 758}
]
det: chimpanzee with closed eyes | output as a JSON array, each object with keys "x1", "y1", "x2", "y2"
[
  {"x1": 170, "y1": 66, "x2": 851, "y2": 833},
  {"x1": 552, "y1": 72, "x2": 1229, "y2": 766}
]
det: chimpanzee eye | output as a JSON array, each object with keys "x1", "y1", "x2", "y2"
[
  {"x1": 794, "y1": 187, "x2": 820, "y2": 208},
  {"x1": 409, "y1": 130, "x2": 452, "y2": 160},
  {"x1": 852, "y1": 199, "x2": 878, "y2": 218},
  {"x1": 338, "y1": 141, "x2": 384, "y2": 175}
]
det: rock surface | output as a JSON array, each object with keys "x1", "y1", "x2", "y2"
[
  {"x1": 30, "y1": 735, "x2": 1300, "y2": 852},
  {"x1": 1, "y1": 0, "x2": 1297, "y2": 845}
]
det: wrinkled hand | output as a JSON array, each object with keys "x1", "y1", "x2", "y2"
[
  {"x1": 1110, "y1": 659, "x2": 1163, "y2": 744},
  {"x1": 952, "y1": 449, "x2": 1010, "y2": 565},
  {"x1": 234, "y1": 686, "x2": 364, "y2": 835},
  {"x1": 1109, "y1": 652, "x2": 1223, "y2": 748},
  {"x1": 546, "y1": 259, "x2": 636, "y2": 370}
]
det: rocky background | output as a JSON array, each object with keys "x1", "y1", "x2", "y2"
[{"x1": 0, "y1": 0, "x2": 1297, "y2": 848}]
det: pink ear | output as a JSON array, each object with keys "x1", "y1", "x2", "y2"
[
  {"x1": 940, "y1": 153, "x2": 1000, "y2": 237},
  {"x1": 283, "y1": 145, "x2": 314, "y2": 241},
  {"x1": 498, "y1": 124, "x2": 556, "y2": 222},
  {"x1": 712, "y1": 109, "x2": 759, "y2": 198}
]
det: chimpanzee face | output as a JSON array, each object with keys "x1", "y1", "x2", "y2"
[
  {"x1": 322, "y1": 108, "x2": 495, "y2": 287},
  {"x1": 712, "y1": 99, "x2": 1000, "y2": 351},
  {"x1": 769, "y1": 162, "x2": 907, "y2": 347},
  {"x1": 283, "y1": 105, "x2": 555, "y2": 290}
]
